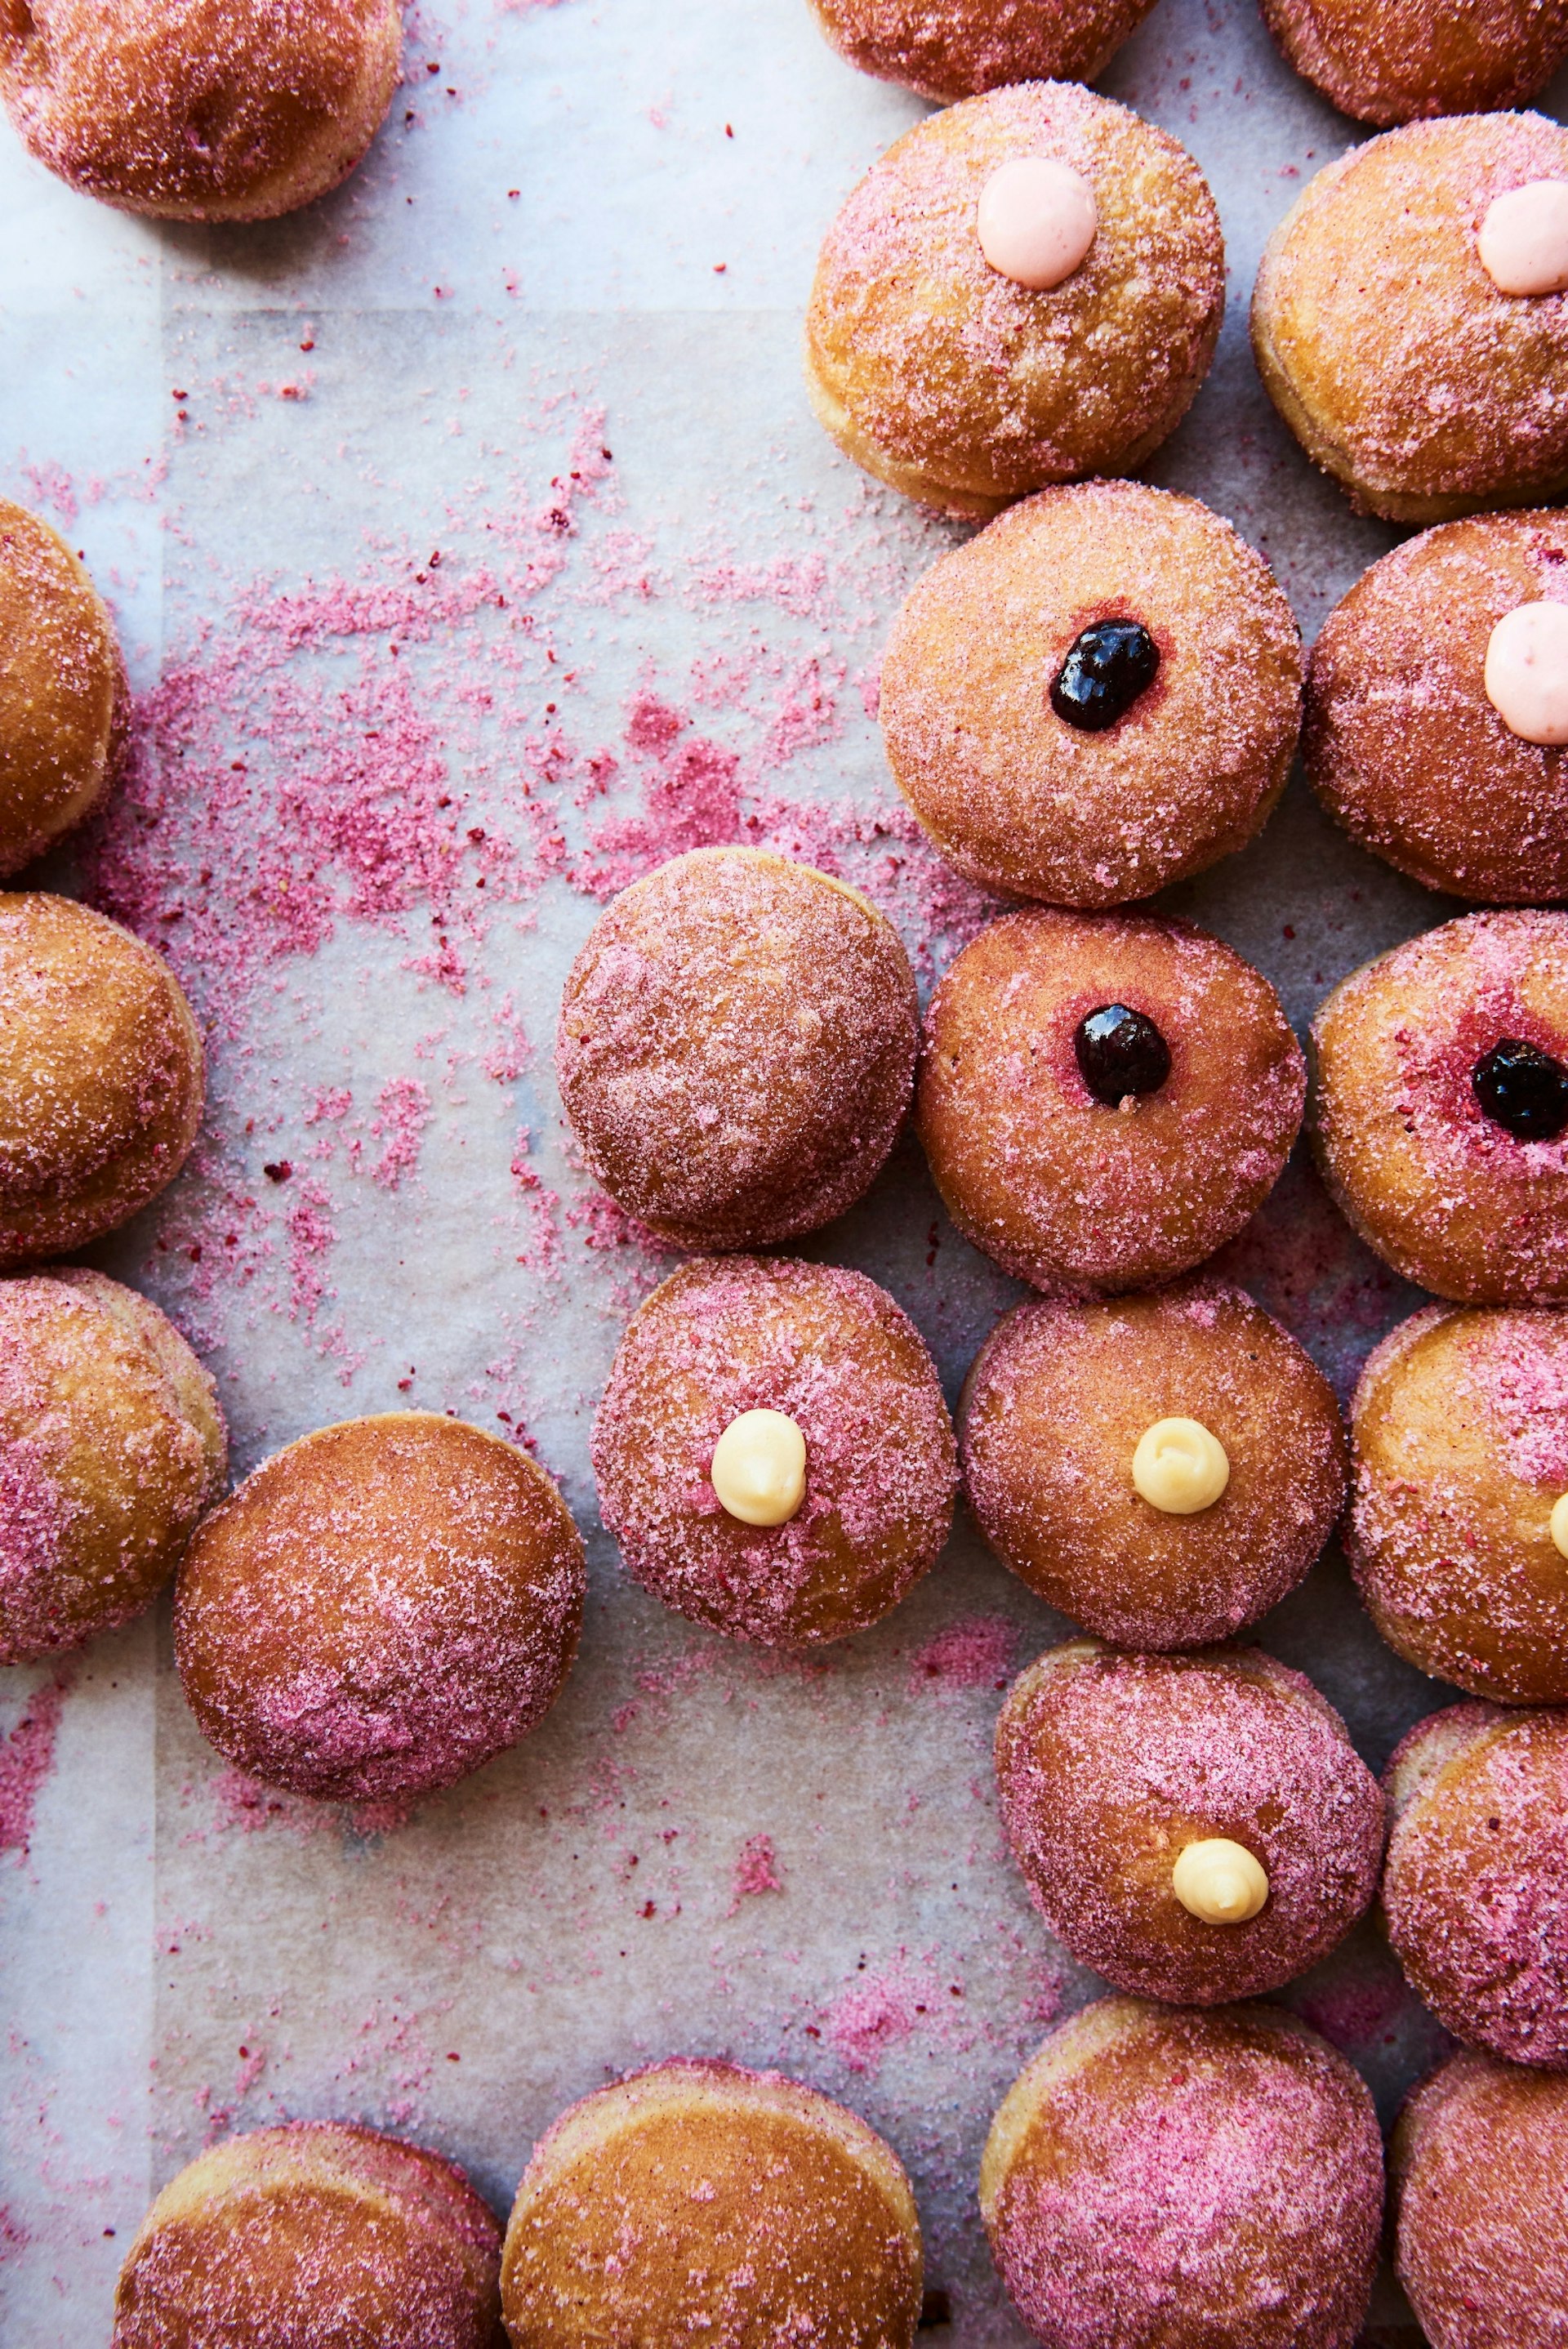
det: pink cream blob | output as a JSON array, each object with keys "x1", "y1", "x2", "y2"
[
  {"x1": 1479, "y1": 180, "x2": 1568, "y2": 297},
  {"x1": 1485, "y1": 600, "x2": 1568, "y2": 744},
  {"x1": 977, "y1": 156, "x2": 1098, "y2": 291}
]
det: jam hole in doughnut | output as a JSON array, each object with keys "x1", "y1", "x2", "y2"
[
  {"x1": 1050, "y1": 617, "x2": 1160, "y2": 732},
  {"x1": 1471, "y1": 1037, "x2": 1568, "y2": 1142},
  {"x1": 1074, "y1": 1003, "x2": 1172, "y2": 1103}
]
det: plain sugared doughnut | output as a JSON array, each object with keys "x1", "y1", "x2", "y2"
[
  {"x1": 961, "y1": 1276, "x2": 1347, "y2": 1650},
  {"x1": 805, "y1": 0, "x2": 1158, "y2": 102},
  {"x1": 1258, "y1": 0, "x2": 1568, "y2": 127},
  {"x1": 916, "y1": 908, "x2": 1305, "y2": 1295},
  {"x1": 112, "y1": 2121, "x2": 503, "y2": 2347},
  {"x1": 1305, "y1": 512, "x2": 1568, "y2": 902},
  {"x1": 501, "y1": 2060, "x2": 924, "y2": 2349},
  {"x1": 1253, "y1": 114, "x2": 1568, "y2": 523},
  {"x1": 174, "y1": 1412, "x2": 586, "y2": 1805},
  {"x1": 805, "y1": 82, "x2": 1224, "y2": 518},
  {"x1": 996, "y1": 1640, "x2": 1384, "y2": 2004},
  {"x1": 1310, "y1": 910, "x2": 1568, "y2": 1304},
  {"x1": 557, "y1": 849, "x2": 917, "y2": 1254},
  {"x1": 0, "y1": 892, "x2": 204, "y2": 1268},
  {"x1": 880, "y1": 483, "x2": 1302, "y2": 905},
  {"x1": 1383, "y1": 1701, "x2": 1568, "y2": 2065},
  {"x1": 0, "y1": 1268, "x2": 224, "y2": 1665},
  {"x1": 981, "y1": 1997, "x2": 1383, "y2": 2349},
  {"x1": 592, "y1": 1256, "x2": 956, "y2": 1648},
  {"x1": 1349, "y1": 1304, "x2": 1568, "y2": 1703},
  {"x1": 0, "y1": 0, "x2": 403, "y2": 223},
  {"x1": 1393, "y1": 2050, "x2": 1568, "y2": 2349},
  {"x1": 0, "y1": 498, "x2": 123, "y2": 879}
]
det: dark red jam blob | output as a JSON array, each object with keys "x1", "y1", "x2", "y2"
[
  {"x1": 1050, "y1": 619, "x2": 1160, "y2": 733},
  {"x1": 1472, "y1": 1038, "x2": 1568, "y2": 1142},
  {"x1": 1075, "y1": 1004, "x2": 1172, "y2": 1104}
]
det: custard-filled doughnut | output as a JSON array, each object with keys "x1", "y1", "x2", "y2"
[
  {"x1": 880, "y1": 483, "x2": 1302, "y2": 905},
  {"x1": 961, "y1": 1277, "x2": 1347, "y2": 1650},
  {"x1": 1259, "y1": 0, "x2": 1568, "y2": 127},
  {"x1": 1349, "y1": 1304, "x2": 1568, "y2": 1703},
  {"x1": 501, "y1": 2061, "x2": 924, "y2": 2349},
  {"x1": 592, "y1": 1256, "x2": 956, "y2": 1648},
  {"x1": 0, "y1": 892, "x2": 204, "y2": 1268},
  {"x1": 557, "y1": 849, "x2": 917, "y2": 1254},
  {"x1": 1253, "y1": 114, "x2": 1568, "y2": 524},
  {"x1": 0, "y1": 500, "x2": 123, "y2": 879},
  {"x1": 175, "y1": 1412, "x2": 585, "y2": 1805},
  {"x1": 1383, "y1": 1701, "x2": 1568, "y2": 2065},
  {"x1": 996, "y1": 1640, "x2": 1384, "y2": 2003},
  {"x1": 981, "y1": 1997, "x2": 1383, "y2": 2349},
  {"x1": 1393, "y1": 2050, "x2": 1568, "y2": 2349},
  {"x1": 0, "y1": 1268, "x2": 224, "y2": 1666},
  {"x1": 805, "y1": 0, "x2": 1158, "y2": 101},
  {"x1": 0, "y1": 0, "x2": 403, "y2": 223},
  {"x1": 917, "y1": 909, "x2": 1305, "y2": 1295},
  {"x1": 1311, "y1": 910, "x2": 1568, "y2": 1304},
  {"x1": 112, "y1": 2122, "x2": 502, "y2": 2347},
  {"x1": 1305, "y1": 512, "x2": 1568, "y2": 902},
  {"x1": 805, "y1": 83, "x2": 1224, "y2": 519}
]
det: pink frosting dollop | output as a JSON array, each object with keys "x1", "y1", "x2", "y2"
[
  {"x1": 1478, "y1": 180, "x2": 1568, "y2": 297},
  {"x1": 977, "y1": 155, "x2": 1098, "y2": 289}
]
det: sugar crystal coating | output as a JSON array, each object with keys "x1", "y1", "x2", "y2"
[
  {"x1": 1258, "y1": 0, "x2": 1568, "y2": 127},
  {"x1": 805, "y1": 0, "x2": 1159, "y2": 104}
]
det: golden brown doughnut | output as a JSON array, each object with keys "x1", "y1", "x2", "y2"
[
  {"x1": 1258, "y1": 0, "x2": 1568, "y2": 128},
  {"x1": 1252, "y1": 114, "x2": 1568, "y2": 524},
  {"x1": 174, "y1": 1412, "x2": 586, "y2": 1805},
  {"x1": 981, "y1": 1997, "x2": 1384, "y2": 2349},
  {"x1": 0, "y1": 0, "x2": 403, "y2": 222},
  {"x1": 112, "y1": 2121, "x2": 504, "y2": 2347},
  {"x1": 0, "y1": 891, "x2": 204, "y2": 1268},
  {"x1": 805, "y1": 0, "x2": 1157, "y2": 102},
  {"x1": 0, "y1": 498, "x2": 123, "y2": 878},
  {"x1": 501, "y1": 2060, "x2": 923, "y2": 2349},
  {"x1": 0, "y1": 1267, "x2": 224, "y2": 1665},
  {"x1": 805, "y1": 82, "x2": 1224, "y2": 519}
]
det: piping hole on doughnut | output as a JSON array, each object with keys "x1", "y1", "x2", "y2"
[
  {"x1": 182, "y1": 91, "x2": 229, "y2": 158},
  {"x1": 919, "y1": 2290, "x2": 952, "y2": 2329}
]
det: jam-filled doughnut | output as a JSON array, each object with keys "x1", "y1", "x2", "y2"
[
  {"x1": 805, "y1": 0, "x2": 1157, "y2": 102},
  {"x1": 996, "y1": 1639, "x2": 1384, "y2": 2004},
  {"x1": 982, "y1": 1997, "x2": 1383, "y2": 2349},
  {"x1": 805, "y1": 83, "x2": 1225, "y2": 519},
  {"x1": 880, "y1": 483, "x2": 1303, "y2": 905},
  {"x1": 0, "y1": 0, "x2": 403, "y2": 223},
  {"x1": 0, "y1": 499, "x2": 123, "y2": 879},
  {"x1": 1311, "y1": 910, "x2": 1568, "y2": 1304},
  {"x1": 501, "y1": 2060, "x2": 924, "y2": 2349},
  {"x1": 1253, "y1": 114, "x2": 1568, "y2": 524},
  {"x1": 557, "y1": 849, "x2": 917, "y2": 1254},
  {"x1": 1383, "y1": 1700, "x2": 1568, "y2": 2065},
  {"x1": 1393, "y1": 2050, "x2": 1568, "y2": 2349},
  {"x1": 961, "y1": 1277, "x2": 1347, "y2": 1651},
  {"x1": 1305, "y1": 512, "x2": 1568, "y2": 902},
  {"x1": 175, "y1": 1412, "x2": 585, "y2": 1805},
  {"x1": 1259, "y1": 0, "x2": 1568, "y2": 127},
  {"x1": 0, "y1": 892, "x2": 204, "y2": 1268},
  {"x1": 112, "y1": 2122, "x2": 502, "y2": 2347},
  {"x1": 917, "y1": 908, "x2": 1305, "y2": 1295},
  {"x1": 1349, "y1": 1304, "x2": 1568, "y2": 1703},
  {"x1": 592, "y1": 1255, "x2": 956, "y2": 1649},
  {"x1": 0, "y1": 1268, "x2": 225, "y2": 1666}
]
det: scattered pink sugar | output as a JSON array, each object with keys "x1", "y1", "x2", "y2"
[
  {"x1": 370, "y1": 1076, "x2": 433, "y2": 1192},
  {"x1": 908, "y1": 1614, "x2": 1018, "y2": 1697},
  {"x1": 285, "y1": 1178, "x2": 338, "y2": 1323},
  {"x1": 0, "y1": 2205, "x2": 28, "y2": 2263},
  {"x1": 0, "y1": 1674, "x2": 71, "y2": 1858},
  {"x1": 824, "y1": 1955, "x2": 942, "y2": 2074},
  {"x1": 726, "y1": 1833, "x2": 782, "y2": 1917}
]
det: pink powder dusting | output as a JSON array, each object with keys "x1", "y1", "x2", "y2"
[
  {"x1": 371, "y1": 1076, "x2": 433, "y2": 1192},
  {"x1": 726, "y1": 1832, "x2": 782, "y2": 1917},
  {"x1": 0, "y1": 1674, "x2": 71, "y2": 1857},
  {"x1": 907, "y1": 1614, "x2": 1018, "y2": 1696},
  {"x1": 824, "y1": 1956, "x2": 942, "y2": 2075}
]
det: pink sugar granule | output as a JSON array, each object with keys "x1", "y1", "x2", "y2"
[
  {"x1": 370, "y1": 1077, "x2": 433, "y2": 1192},
  {"x1": 907, "y1": 1614, "x2": 1018, "y2": 1696},
  {"x1": 0, "y1": 1674, "x2": 71, "y2": 1857},
  {"x1": 726, "y1": 1832, "x2": 782, "y2": 1917},
  {"x1": 824, "y1": 1956, "x2": 942, "y2": 2075}
]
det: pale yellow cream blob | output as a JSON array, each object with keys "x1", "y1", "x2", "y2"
[
  {"x1": 1131, "y1": 1417, "x2": 1230, "y2": 1514},
  {"x1": 710, "y1": 1410, "x2": 807, "y2": 1527},
  {"x1": 1551, "y1": 1492, "x2": 1568, "y2": 1561},
  {"x1": 1172, "y1": 1838, "x2": 1269, "y2": 1924}
]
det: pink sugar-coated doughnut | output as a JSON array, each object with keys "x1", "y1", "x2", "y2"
[
  {"x1": 804, "y1": 0, "x2": 1159, "y2": 105},
  {"x1": 981, "y1": 1997, "x2": 1383, "y2": 2349},
  {"x1": 592, "y1": 1256, "x2": 956, "y2": 1648},
  {"x1": 1258, "y1": 0, "x2": 1568, "y2": 128}
]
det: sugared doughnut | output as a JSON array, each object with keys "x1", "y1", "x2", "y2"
[
  {"x1": 1304, "y1": 512, "x2": 1568, "y2": 901},
  {"x1": 996, "y1": 1640, "x2": 1384, "y2": 2003},
  {"x1": 916, "y1": 908, "x2": 1305, "y2": 1295},
  {"x1": 981, "y1": 1996, "x2": 1383, "y2": 2349},
  {"x1": 112, "y1": 2121, "x2": 502, "y2": 2347},
  {"x1": 1311, "y1": 910, "x2": 1568, "y2": 1304},
  {"x1": 880, "y1": 483, "x2": 1302, "y2": 905},
  {"x1": 0, "y1": 499, "x2": 123, "y2": 879},
  {"x1": 0, "y1": 892, "x2": 204, "y2": 1268},
  {"x1": 1349, "y1": 1304, "x2": 1568, "y2": 1702},
  {"x1": 1383, "y1": 1701, "x2": 1568, "y2": 2065},
  {"x1": 805, "y1": 83, "x2": 1224, "y2": 519},
  {"x1": 557, "y1": 849, "x2": 917, "y2": 1254},
  {"x1": 0, "y1": 0, "x2": 403, "y2": 223},
  {"x1": 501, "y1": 2060, "x2": 923, "y2": 2349},
  {"x1": 0, "y1": 1268, "x2": 224, "y2": 1666},
  {"x1": 804, "y1": 0, "x2": 1157, "y2": 101},
  {"x1": 1253, "y1": 114, "x2": 1568, "y2": 523},
  {"x1": 174, "y1": 1412, "x2": 585, "y2": 1805},
  {"x1": 1258, "y1": 0, "x2": 1568, "y2": 127},
  {"x1": 592, "y1": 1255, "x2": 956, "y2": 1648},
  {"x1": 961, "y1": 1276, "x2": 1347, "y2": 1650},
  {"x1": 1393, "y1": 2049, "x2": 1568, "y2": 2349}
]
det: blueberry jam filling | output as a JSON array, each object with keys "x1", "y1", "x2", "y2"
[
  {"x1": 1472, "y1": 1038, "x2": 1568, "y2": 1142},
  {"x1": 1075, "y1": 1005, "x2": 1172, "y2": 1104},
  {"x1": 1050, "y1": 619, "x2": 1160, "y2": 733}
]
